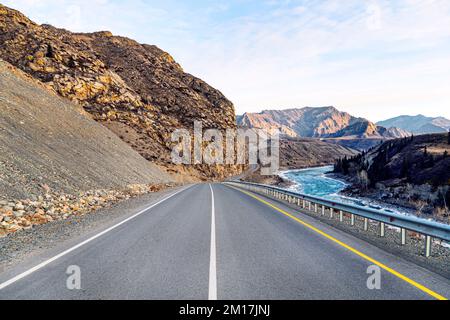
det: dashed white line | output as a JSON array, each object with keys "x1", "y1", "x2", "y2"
[
  {"x1": 208, "y1": 184, "x2": 217, "y2": 300},
  {"x1": 0, "y1": 185, "x2": 192, "y2": 291}
]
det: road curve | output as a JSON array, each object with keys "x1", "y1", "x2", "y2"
[{"x1": 0, "y1": 183, "x2": 449, "y2": 300}]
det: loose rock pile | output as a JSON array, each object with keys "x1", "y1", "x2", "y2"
[{"x1": 0, "y1": 184, "x2": 173, "y2": 238}]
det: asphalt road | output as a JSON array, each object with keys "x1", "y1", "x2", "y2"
[{"x1": 0, "y1": 183, "x2": 449, "y2": 300}]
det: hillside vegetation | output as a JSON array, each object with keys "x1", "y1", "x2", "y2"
[{"x1": 334, "y1": 133, "x2": 450, "y2": 219}]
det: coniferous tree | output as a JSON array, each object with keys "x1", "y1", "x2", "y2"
[{"x1": 342, "y1": 156, "x2": 349, "y2": 175}]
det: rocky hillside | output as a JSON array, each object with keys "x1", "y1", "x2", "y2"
[
  {"x1": 237, "y1": 107, "x2": 410, "y2": 150},
  {"x1": 334, "y1": 133, "x2": 450, "y2": 219},
  {"x1": 0, "y1": 4, "x2": 241, "y2": 180},
  {"x1": 0, "y1": 60, "x2": 177, "y2": 236},
  {"x1": 0, "y1": 60, "x2": 172, "y2": 200},
  {"x1": 377, "y1": 115, "x2": 450, "y2": 135},
  {"x1": 280, "y1": 138, "x2": 358, "y2": 169}
]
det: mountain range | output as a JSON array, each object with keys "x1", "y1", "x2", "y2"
[
  {"x1": 377, "y1": 115, "x2": 450, "y2": 135},
  {"x1": 237, "y1": 107, "x2": 411, "y2": 150},
  {"x1": 237, "y1": 107, "x2": 410, "y2": 138}
]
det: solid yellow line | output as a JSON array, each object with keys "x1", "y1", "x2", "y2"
[{"x1": 229, "y1": 185, "x2": 447, "y2": 301}]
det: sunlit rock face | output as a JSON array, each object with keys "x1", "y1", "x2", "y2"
[
  {"x1": 0, "y1": 4, "x2": 242, "y2": 180},
  {"x1": 238, "y1": 106, "x2": 410, "y2": 139}
]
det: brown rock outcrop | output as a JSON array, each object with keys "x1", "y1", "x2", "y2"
[{"x1": 0, "y1": 4, "x2": 241, "y2": 179}]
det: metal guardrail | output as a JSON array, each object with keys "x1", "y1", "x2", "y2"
[{"x1": 225, "y1": 181, "x2": 450, "y2": 257}]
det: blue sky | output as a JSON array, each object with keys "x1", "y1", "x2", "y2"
[{"x1": 3, "y1": 0, "x2": 450, "y2": 121}]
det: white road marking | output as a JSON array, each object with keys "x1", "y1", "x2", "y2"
[
  {"x1": 208, "y1": 184, "x2": 217, "y2": 300},
  {"x1": 0, "y1": 185, "x2": 192, "y2": 291}
]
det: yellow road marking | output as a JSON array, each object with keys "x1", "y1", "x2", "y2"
[{"x1": 228, "y1": 185, "x2": 448, "y2": 301}]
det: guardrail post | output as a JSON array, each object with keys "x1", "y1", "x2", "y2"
[
  {"x1": 330, "y1": 208, "x2": 334, "y2": 218},
  {"x1": 339, "y1": 210, "x2": 343, "y2": 222},
  {"x1": 351, "y1": 214, "x2": 355, "y2": 226},
  {"x1": 380, "y1": 222, "x2": 385, "y2": 237},
  {"x1": 302, "y1": 200, "x2": 306, "y2": 209},
  {"x1": 401, "y1": 228, "x2": 406, "y2": 245},
  {"x1": 314, "y1": 203, "x2": 318, "y2": 213},
  {"x1": 425, "y1": 236, "x2": 431, "y2": 257},
  {"x1": 308, "y1": 202, "x2": 311, "y2": 211},
  {"x1": 322, "y1": 206, "x2": 325, "y2": 216},
  {"x1": 364, "y1": 218, "x2": 368, "y2": 231},
  {"x1": 297, "y1": 198, "x2": 301, "y2": 206}
]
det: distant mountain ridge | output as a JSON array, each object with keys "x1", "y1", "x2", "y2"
[
  {"x1": 377, "y1": 115, "x2": 450, "y2": 135},
  {"x1": 237, "y1": 106, "x2": 410, "y2": 140}
]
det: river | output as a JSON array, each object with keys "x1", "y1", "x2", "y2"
[{"x1": 279, "y1": 166, "x2": 398, "y2": 213}]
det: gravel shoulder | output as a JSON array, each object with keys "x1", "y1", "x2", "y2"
[{"x1": 0, "y1": 185, "x2": 187, "y2": 274}]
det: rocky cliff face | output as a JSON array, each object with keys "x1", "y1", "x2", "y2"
[
  {"x1": 238, "y1": 107, "x2": 410, "y2": 139},
  {"x1": 0, "y1": 4, "x2": 241, "y2": 179}
]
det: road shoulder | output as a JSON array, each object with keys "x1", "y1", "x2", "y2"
[{"x1": 0, "y1": 185, "x2": 188, "y2": 275}]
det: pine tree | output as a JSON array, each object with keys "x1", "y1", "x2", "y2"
[
  {"x1": 342, "y1": 156, "x2": 350, "y2": 175},
  {"x1": 401, "y1": 158, "x2": 409, "y2": 178},
  {"x1": 401, "y1": 154, "x2": 412, "y2": 181}
]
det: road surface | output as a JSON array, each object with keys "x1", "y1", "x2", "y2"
[{"x1": 0, "y1": 183, "x2": 449, "y2": 300}]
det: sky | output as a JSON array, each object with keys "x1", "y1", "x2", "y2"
[{"x1": 3, "y1": 0, "x2": 450, "y2": 121}]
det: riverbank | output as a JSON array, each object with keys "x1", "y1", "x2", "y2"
[
  {"x1": 278, "y1": 166, "x2": 438, "y2": 222},
  {"x1": 328, "y1": 171, "x2": 450, "y2": 225}
]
